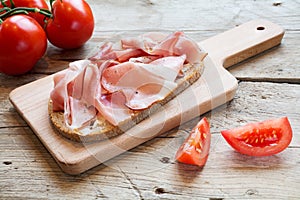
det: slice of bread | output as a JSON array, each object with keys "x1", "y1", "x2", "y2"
[{"x1": 48, "y1": 61, "x2": 204, "y2": 143}]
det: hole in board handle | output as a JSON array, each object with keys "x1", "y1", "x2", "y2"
[{"x1": 257, "y1": 26, "x2": 265, "y2": 31}]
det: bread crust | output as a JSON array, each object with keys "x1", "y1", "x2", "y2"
[{"x1": 48, "y1": 62, "x2": 204, "y2": 142}]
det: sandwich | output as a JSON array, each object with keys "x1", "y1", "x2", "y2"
[{"x1": 48, "y1": 31, "x2": 207, "y2": 142}]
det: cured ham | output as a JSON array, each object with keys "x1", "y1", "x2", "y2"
[{"x1": 50, "y1": 31, "x2": 206, "y2": 129}]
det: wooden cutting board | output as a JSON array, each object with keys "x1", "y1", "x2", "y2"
[{"x1": 9, "y1": 19, "x2": 284, "y2": 175}]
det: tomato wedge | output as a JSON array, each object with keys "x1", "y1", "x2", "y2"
[
  {"x1": 221, "y1": 117, "x2": 293, "y2": 156},
  {"x1": 175, "y1": 117, "x2": 211, "y2": 166}
]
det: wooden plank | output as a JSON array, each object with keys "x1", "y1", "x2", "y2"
[
  {"x1": 88, "y1": 0, "x2": 299, "y2": 31},
  {"x1": 0, "y1": 75, "x2": 46, "y2": 128},
  {"x1": 1, "y1": 82, "x2": 299, "y2": 199}
]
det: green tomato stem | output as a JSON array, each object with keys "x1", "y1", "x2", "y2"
[
  {"x1": 39, "y1": 8, "x2": 53, "y2": 18},
  {"x1": 0, "y1": 7, "x2": 10, "y2": 13},
  {"x1": 0, "y1": 7, "x2": 53, "y2": 20},
  {"x1": 9, "y1": 0, "x2": 15, "y2": 8},
  {"x1": 0, "y1": 0, "x2": 8, "y2": 7},
  {"x1": 11, "y1": 10, "x2": 28, "y2": 15},
  {"x1": 49, "y1": 0, "x2": 55, "y2": 12}
]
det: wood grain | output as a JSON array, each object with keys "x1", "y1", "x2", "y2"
[
  {"x1": 1, "y1": 82, "x2": 299, "y2": 199},
  {"x1": 1, "y1": 0, "x2": 299, "y2": 199}
]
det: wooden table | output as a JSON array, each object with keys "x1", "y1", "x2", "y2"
[{"x1": 1, "y1": 0, "x2": 299, "y2": 199}]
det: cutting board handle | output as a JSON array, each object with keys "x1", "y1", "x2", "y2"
[{"x1": 198, "y1": 19, "x2": 285, "y2": 68}]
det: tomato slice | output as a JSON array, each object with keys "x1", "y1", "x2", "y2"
[
  {"x1": 221, "y1": 117, "x2": 293, "y2": 156},
  {"x1": 175, "y1": 117, "x2": 211, "y2": 166}
]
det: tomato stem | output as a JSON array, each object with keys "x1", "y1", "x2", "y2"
[
  {"x1": 39, "y1": 8, "x2": 52, "y2": 18},
  {"x1": 0, "y1": 7, "x2": 52, "y2": 20},
  {"x1": 49, "y1": 0, "x2": 55, "y2": 12},
  {"x1": 0, "y1": 7, "x2": 10, "y2": 13},
  {"x1": 9, "y1": 0, "x2": 15, "y2": 8},
  {"x1": 0, "y1": 0, "x2": 8, "y2": 7},
  {"x1": 11, "y1": 10, "x2": 28, "y2": 15}
]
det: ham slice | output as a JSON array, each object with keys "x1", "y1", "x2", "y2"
[
  {"x1": 94, "y1": 91, "x2": 131, "y2": 126},
  {"x1": 50, "y1": 60, "x2": 91, "y2": 112},
  {"x1": 51, "y1": 31, "x2": 206, "y2": 129},
  {"x1": 101, "y1": 54, "x2": 186, "y2": 110},
  {"x1": 51, "y1": 60, "x2": 100, "y2": 128}
]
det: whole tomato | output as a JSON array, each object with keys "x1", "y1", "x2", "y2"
[
  {"x1": 46, "y1": 0, "x2": 94, "y2": 49},
  {"x1": 0, "y1": 15, "x2": 47, "y2": 75},
  {"x1": 12, "y1": 0, "x2": 50, "y2": 27}
]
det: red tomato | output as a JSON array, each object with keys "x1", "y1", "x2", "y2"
[
  {"x1": 12, "y1": 0, "x2": 50, "y2": 27},
  {"x1": 0, "y1": 15, "x2": 47, "y2": 75},
  {"x1": 175, "y1": 117, "x2": 211, "y2": 166},
  {"x1": 46, "y1": 0, "x2": 94, "y2": 49},
  {"x1": 221, "y1": 117, "x2": 293, "y2": 156}
]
